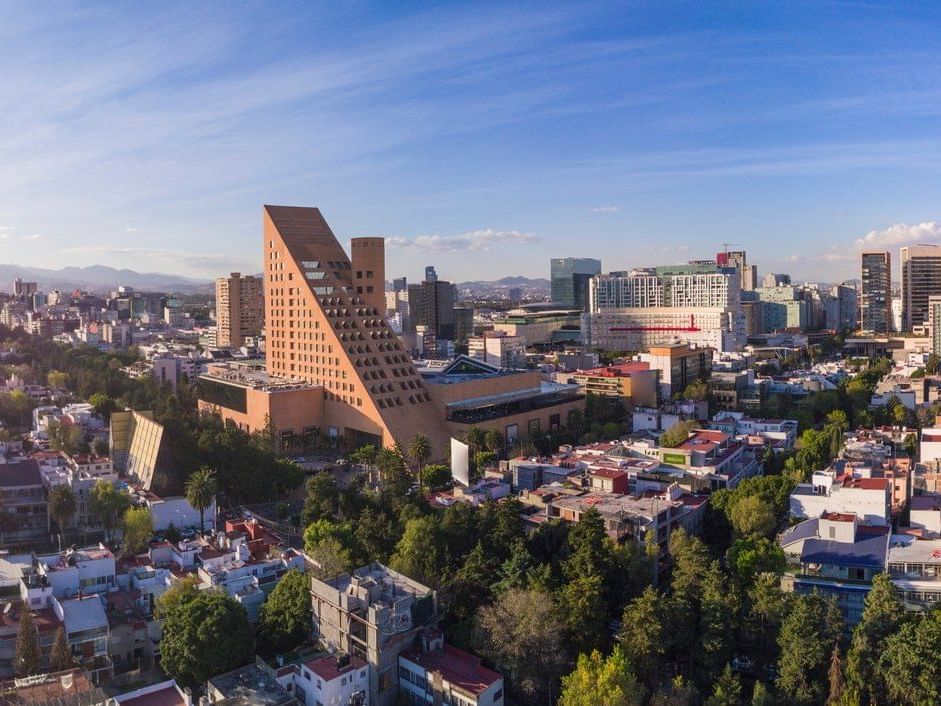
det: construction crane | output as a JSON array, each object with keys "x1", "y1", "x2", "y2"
[{"x1": 721, "y1": 242, "x2": 741, "y2": 254}]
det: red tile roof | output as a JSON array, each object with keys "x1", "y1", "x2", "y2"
[
  {"x1": 304, "y1": 654, "x2": 367, "y2": 683},
  {"x1": 590, "y1": 468, "x2": 628, "y2": 480},
  {"x1": 821, "y1": 512, "x2": 856, "y2": 522},
  {"x1": 401, "y1": 644, "x2": 501, "y2": 696}
]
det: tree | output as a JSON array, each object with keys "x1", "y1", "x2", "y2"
[
  {"x1": 727, "y1": 538, "x2": 786, "y2": 586},
  {"x1": 619, "y1": 586, "x2": 666, "y2": 690},
  {"x1": 50, "y1": 626, "x2": 73, "y2": 672},
  {"x1": 390, "y1": 516, "x2": 444, "y2": 586},
  {"x1": 660, "y1": 420, "x2": 697, "y2": 449},
  {"x1": 484, "y1": 429, "x2": 505, "y2": 455},
  {"x1": 560, "y1": 572, "x2": 608, "y2": 655},
  {"x1": 258, "y1": 569, "x2": 311, "y2": 653},
  {"x1": 878, "y1": 609, "x2": 941, "y2": 706},
  {"x1": 89, "y1": 480, "x2": 130, "y2": 544},
  {"x1": 845, "y1": 573, "x2": 904, "y2": 704},
  {"x1": 47, "y1": 370, "x2": 69, "y2": 390},
  {"x1": 408, "y1": 434, "x2": 432, "y2": 489},
  {"x1": 559, "y1": 647, "x2": 643, "y2": 706},
  {"x1": 777, "y1": 594, "x2": 843, "y2": 705},
  {"x1": 88, "y1": 392, "x2": 116, "y2": 419},
  {"x1": 927, "y1": 352, "x2": 940, "y2": 375},
  {"x1": 123, "y1": 507, "x2": 154, "y2": 554},
  {"x1": 465, "y1": 426, "x2": 485, "y2": 454},
  {"x1": 694, "y1": 561, "x2": 735, "y2": 686},
  {"x1": 706, "y1": 664, "x2": 742, "y2": 706},
  {"x1": 48, "y1": 484, "x2": 77, "y2": 550},
  {"x1": 160, "y1": 590, "x2": 254, "y2": 688},
  {"x1": 93, "y1": 437, "x2": 110, "y2": 457},
  {"x1": 14, "y1": 603, "x2": 40, "y2": 677},
  {"x1": 745, "y1": 572, "x2": 790, "y2": 664},
  {"x1": 828, "y1": 643, "x2": 844, "y2": 706},
  {"x1": 302, "y1": 471, "x2": 341, "y2": 524},
  {"x1": 683, "y1": 379, "x2": 709, "y2": 402},
  {"x1": 474, "y1": 587, "x2": 566, "y2": 703},
  {"x1": 308, "y1": 536, "x2": 354, "y2": 579},
  {"x1": 184, "y1": 468, "x2": 217, "y2": 534},
  {"x1": 420, "y1": 463, "x2": 451, "y2": 492},
  {"x1": 155, "y1": 576, "x2": 200, "y2": 619},
  {"x1": 730, "y1": 495, "x2": 777, "y2": 539},
  {"x1": 492, "y1": 540, "x2": 533, "y2": 594},
  {"x1": 750, "y1": 681, "x2": 775, "y2": 706}
]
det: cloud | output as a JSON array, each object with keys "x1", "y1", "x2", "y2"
[
  {"x1": 125, "y1": 227, "x2": 137, "y2": 233},
  {"x1": 0, "y1": 226, "x2": 14, "y2": 233},
  {"x1": 19, "y1": 234, "x2": 40, "y2": 240},
  {"x1": 854, "y1": 221, "x2": 941, "y2": 249},
  {"x1": 386, "y1": 229, "x2": 539, "y2": 253},
  {"x1": 591, "y1": 206, "x2": 619, "y2": 213}
]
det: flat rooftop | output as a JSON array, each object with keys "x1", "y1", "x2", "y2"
[
  {"x1": 208, "y1": 663, "x2": 295, "y2": 706},
  {"x1": 320, "y1": 562, "x2": 433, "y2": 604},
  {"x1": 201, "y1": 363, "x2": 317, "y2": 392}
]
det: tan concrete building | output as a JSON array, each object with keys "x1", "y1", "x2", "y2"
[
  {"x1": 197, "y1": 360, "x2": 324, "y2": 451},
  {"x1": 262, "y1": 205, "x2": 452, "y2": 456},
  {"x1": 215, "y1": 272, "x2": 264, "y2": 348}
]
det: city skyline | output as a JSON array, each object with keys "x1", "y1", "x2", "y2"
[{"x1": 2, "y1": 2, "x2": 940, "y2": 282}]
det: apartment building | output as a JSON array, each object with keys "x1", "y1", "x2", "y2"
[
  {"x1": 215, "y1": 272, "x2": 265, "y2": 348},
  {"x1": 789, "y1": 469, "x2": 892, "y2": 526},
  {"x1": 0, "y1": 460, "x2": 49, "y2": 545},
  {"x1": 311, "y1": 563, "x2": 438, "y2": 706},
  {"x1": 399, "y1": 630, "x2": 504, "y2": 706},
  {"x1": 569, "y1": 361, "x2": 658, "y2": 408},
  {"x1": 901, "y1": 245, "x2": 941, "y2": 331}
]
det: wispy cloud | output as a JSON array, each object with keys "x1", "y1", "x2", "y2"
[
  {"x1": 854, "y1": 222, "x2": 941, "y2": 249},
  {"x1": 19, "y1": 234, "x2": 40, "y2": 240},
  {"x1": 591, "y1": 206, "x2": 619, "y2": 213},
  {"x1": 386, "y1": 229, "x2": 539, "y2": 253}
]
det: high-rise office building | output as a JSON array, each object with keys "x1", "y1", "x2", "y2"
[
  {"x1": 425, "y1": 265, "x2": 438, "y2": 282},
  {"x1": 550, "y1": 257, "x2": 601, "y2": 311},
  {"x1": 392, "y1": 277, "x2": 407, "y2": 293},
  {"x1": 263, "y1": 205, "x2": 450, "y2": 452},
  {"x1": 762, "y1": 273, "x2": 791, "y2": 288},
  {"x1": 12, "y1": 278, "x2": 38, "y2": 300},
  {"x1": 860, "y1": 252, "x2": 891, "y2": 334},
  {"x1": 901, "y1": 245, "x2": 941, "y2": 331},
  {"x1": 407, "y1": 271, "x2": 457, "y2": 350},
  {"x1": 215, "y1": 272, "x2": 265, "y2": 348}
]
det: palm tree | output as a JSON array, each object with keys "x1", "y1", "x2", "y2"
[
  {"x1": 485, "y1": 429, "x2": 505, "y2": 456},
  {"x1": 184, "y1": 468, "x2": 218, "y2": 535},
  {"x1": 465, "y1": 427, "x2": 485, "y2": 455},
  {"x1": 48, "y1": 485, "x2": 77, "y2": 551},
  {"x1": 408, "y1": 434, "x2": 432, "y2": 493}
]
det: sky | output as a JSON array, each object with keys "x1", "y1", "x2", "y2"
[{"x1": 1, "y1": 1, "x2": 940, "y2": 284}]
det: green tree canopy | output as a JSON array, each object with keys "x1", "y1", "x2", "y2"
[
  {"x1": 878, "y1": 609, "x2": 941, "y2": 706},
  {"x1": 14, "y1": 603, "x2": 40, "y2": 677},
  {"x1": 160, "y1": 590, "x2": 254, "y2": 688},
  {"x1": 730, "y1": 495, "x2": 777, "y2": 540},
  {"x1": 122, "y1": 507, "x2": 154, "y2": 554},
  {"x1": 846, "y1": 573, "x2": 905, "y2": 704},
  {"x1": 559, "y1": 647, "x2": 643, "y2": 706},
  {"x1": 89, "y1": 480, "x2": 130, "y2": 544},
  {"x1": 258, "y1": 569, "x2": 312, "y2": 653},
  {"x1": 50, "y1": 626, "x2": 73, "y2": 672},
  {"x1": 660, "y1": 420, "x2": 698, "y2": 448},
  {"x1": 776, "y1": 594, "x2": 843, "y2": 705}
]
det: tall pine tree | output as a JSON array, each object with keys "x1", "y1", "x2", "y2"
[{"x1": 14, "y1": 605, "x2": 40, "y2": 677}]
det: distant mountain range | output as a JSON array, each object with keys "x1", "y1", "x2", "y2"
[
  {"x1": 0, "y1": 263, "x2": 212, "y2": 294},
  {"x1": 457, "y1": 276, "x2": 550, "y2": 290}
]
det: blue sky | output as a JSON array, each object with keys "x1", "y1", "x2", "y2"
[{"x1": 1, "y1": 1, "x2": 940, "y2": 284}]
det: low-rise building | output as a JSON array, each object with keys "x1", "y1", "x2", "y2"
[
  {"x1": 399, "y1": 630, "x2": 503, "y2": 706},
  {"x1": 779, "y1": 514, "x2": 890, "y2": 628},
  {"x1": 789, "y1": 470, "x2": 892, "y2": 527},
  {"x1": 570, "y1": 362, "x2": 659, "y2": 409}
]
